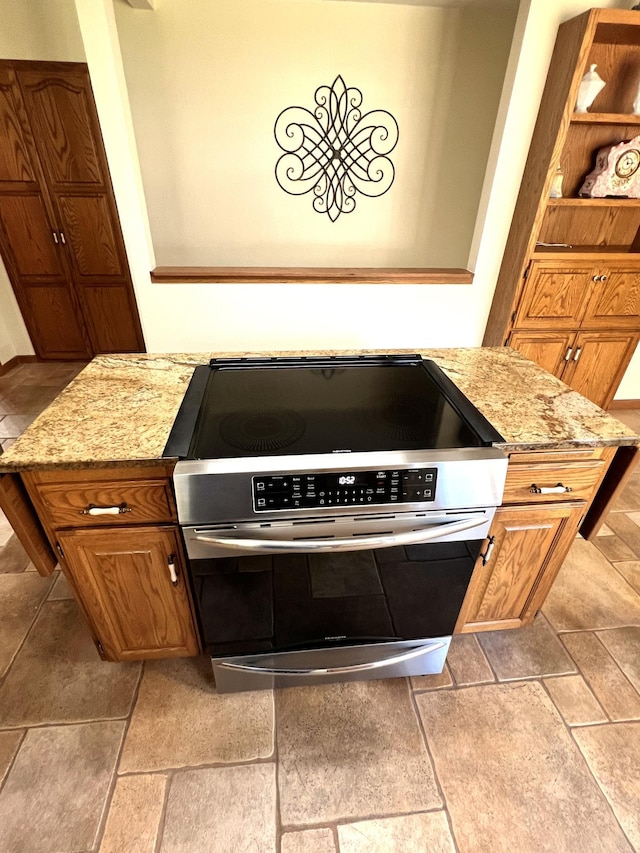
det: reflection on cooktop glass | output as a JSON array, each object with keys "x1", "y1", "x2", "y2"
[{"x1": 188, "y1": 364, "x2": 483, "y2": 458}]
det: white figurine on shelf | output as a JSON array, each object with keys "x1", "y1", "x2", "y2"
[{"x1": 575, "y1": 64, "x2": 606, "y2": 112}]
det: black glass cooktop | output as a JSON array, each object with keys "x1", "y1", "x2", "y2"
[{"x1": 163, "y1": 355, "x2": 503, "y2": 459}]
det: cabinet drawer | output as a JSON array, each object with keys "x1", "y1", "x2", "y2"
[
  {"x1": 503, "y1": 460, "x2": 606, "y2": 505},
  {"x1": 33, "y1": 479, "x2": 177, "y2": 528}
]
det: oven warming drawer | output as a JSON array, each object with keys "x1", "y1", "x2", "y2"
[{"x1": 211, "y1": 639, "x2": 451, "y2": 693}]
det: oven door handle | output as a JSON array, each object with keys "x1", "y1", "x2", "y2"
[
  {"x1": 193, "y1": 515, "x2": 487, "y2": 553},
  {"x1": 216, "y1": 641, "x2": 446, "y2": 677}
]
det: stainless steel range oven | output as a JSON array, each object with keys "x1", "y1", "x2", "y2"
[{"x1": 164, "y1": 355, "x2": 507, "y2": 692}]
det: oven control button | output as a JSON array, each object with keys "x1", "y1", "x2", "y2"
[
  {"x1": 256, "y1": 481, "x2": 266, "y2": 491},
  {"x1": 257, "y1": 498, "x2": 266, "y2": 507}
]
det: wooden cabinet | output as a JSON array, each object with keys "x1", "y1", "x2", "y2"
[
  {"x1": 510, "y1": 328, "x2": 639, "y2": 408},
  {"x1": 484, "y1": 10, "x2": 640, "y2": 407},
  {"x1": 21, "y1": 465, "x2": 201, "y2": 661},
  {"x1": 58, "y1": 526, "x2": 199, "y2": 660},
  {"x1": 456, "y1": 446, "x2": 615, "y2": 633},
  {"x1": 456, "y1": 502, "x2": 583, "y2": 632},
  {"x1": 0, "y1": 60, "x2": 145, "y2": 359}
]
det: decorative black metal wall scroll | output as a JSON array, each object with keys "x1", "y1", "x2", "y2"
[{"x1": 274, "y1": 75, "x2": 399, "y2": 222}]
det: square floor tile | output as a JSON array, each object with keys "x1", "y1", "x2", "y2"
[
  {"x1": 0, "y1": 572, "x2": 53, "y2": 677},
  {"x1": 543, "y1": 674, "x2": 607, "y2": 726},
  {"x1": 99, "y1": 773, "x2": 167, "y2": 853},
  {"x1": 596, "y1": 626, "x2": 640, "y2": 693},
  {"x1": 612, "y1": 561, "x2": 640, "y2": 595},
  {"x1": 574, "y1": 722, "x2": 640, "y2": 850},
  {"x1": 562, "y1": 632, "x2": 640, "y2": 721},
  {"x1": 478, "y1": 614, "x2": 576, "y2": 681},
  {"x1": 160, "y1": 764, "x2": 276, "y2": 853},
  {"x1": 0, "y1": 721, "x2": 124, "y2": 853},
  {"x1": 0, "y1": 600, "x2": 140, "y2": 727},
  {"x1": 276, "y1": 679, "x2": 441, "y2": 825},
  {"x1": 119, "y1": 657, "x2": 274, "y2": 772},
  {"x1": 447, "y1": 634, "x2": 494, "y2": 685},
  {"x1": 416, "y1": 682, "x2": 632, "y2": 853},
  {"x1": 281, "y1": 828, "x2": 336, "y2": 853},
  {"x1": 0, "y1": 535, "x2": 31, "y2": 574},
  {"x1": 542, "y1": 538, "x2": 640, "y2": 631}
]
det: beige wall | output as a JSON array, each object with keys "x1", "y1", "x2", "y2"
[
  {"x1": 0, "y1": 0, "x2": 85, "y2": 362},
  {"x1": 114, "y1": 0, "x2": 516, "y2": 268}
]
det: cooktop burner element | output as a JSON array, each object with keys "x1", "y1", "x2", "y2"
[
  {"x1": 164, "y1": 355, "x2": 503, "y2": 461},
  {"x1": 219, "y1": 408, "x2": 306, "y2": 452}
]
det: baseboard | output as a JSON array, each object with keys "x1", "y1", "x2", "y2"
[
  {"x1": 0, "y1": 355, "x2": 39, "y2": 376},
  {"x1": 608, "y1": 399, "x2": 640, "y2": 410}
]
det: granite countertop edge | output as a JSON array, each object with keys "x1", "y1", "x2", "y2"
[{"x1": 1, "y1": 347, "x2": 639, "y2": 473}]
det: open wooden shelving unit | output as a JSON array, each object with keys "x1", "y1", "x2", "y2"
[{"x1": 483, "y1": 8, "x2": 640, "y2": 409}]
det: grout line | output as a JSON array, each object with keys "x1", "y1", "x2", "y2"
[
  {"x1": 407, "y1": 678, "x2": 456, "y2": 850},
  {"x1": 0, "y1": 574, "x2": 57, "y2": 688},
  {"x1": 568, "y1": 726, "x2": 636, "y2": 851},
  {"x1": 271, "y1": 689, "x2": 283, "y2": 853},
  {"x1": 153, "y1": 769, "x2": 174, "y2": 853},
  {"x1": 0, "y1": 728, "x2": 28, "y2": 798},
  {"x1": 92, "y1": 660, "x2": 145, "y2": 852},
  {"x1": 591, "y1": 631, "x2": 640, "y2": 703}
]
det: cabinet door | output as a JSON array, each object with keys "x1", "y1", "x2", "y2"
[
  {"x1": 15, "y1": 64, "x2": 145, "y2": 355},
  {"x1": 58, "y1": 525, "x2": 200, "y2": 661},
  {"x1": 513, "y1": 262, "x2": 595, "y2": 330},
  {"x1": 563, "y1": 330, "x2": 639, "y2": 409},
  {"x1": 581, "y1": 266, "x2": 640, "y2": 329},
  {"x1": 508, "y1": 330, "x2": 574, "y2": 378},
  {"x1": 0, "y1": 193, "x2": 91, "y2": 358},
  {"x1": 455, "y1": 503, "x2": 583, "y2": 633}
]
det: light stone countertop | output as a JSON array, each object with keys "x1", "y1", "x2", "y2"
[{"x1": 0, "y1": 347, "x2": 638, "y2": 472}]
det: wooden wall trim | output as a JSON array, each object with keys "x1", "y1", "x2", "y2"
[
  {"x1": 608, "y1": 399, "x2": 640, "y2": 410},
  {"x1": 0, "y1": 355, "x2": 38, "y2": 377},
  {"x1": 150, "y1": 266, "x2": 474, "y2": 285}
]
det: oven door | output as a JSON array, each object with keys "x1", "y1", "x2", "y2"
[{"x1": 182, "y1": 508, "x2": 492, "y2": 691}]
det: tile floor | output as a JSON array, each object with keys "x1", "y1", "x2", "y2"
[{"x1": 0, "y1": 361, "x2": 640, "y2": 852}]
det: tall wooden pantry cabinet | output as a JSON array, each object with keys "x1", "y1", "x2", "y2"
[
  {"x1": 0, "y1": 60, "x2": 145, "y2": 359},
  {"x1": 483, "y1": 9, "x2": 640, "y2": 409}
]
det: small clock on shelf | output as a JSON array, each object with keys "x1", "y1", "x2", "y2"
[{"x1": 579, "y1": 135, "x2": 640, "y2": 197}]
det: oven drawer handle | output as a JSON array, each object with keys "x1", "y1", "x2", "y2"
[
  {"x1": 194, "y1": 516, "x2": 487, "y2": 553},
  {"x1": 217, "y1": 641, "x2": 446, "y2": 677}
]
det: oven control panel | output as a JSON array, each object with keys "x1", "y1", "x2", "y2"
[{"x1": 252, "y1": 468, "x2": 437, "y2": 511}]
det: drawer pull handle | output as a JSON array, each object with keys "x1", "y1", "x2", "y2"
[
  {"x1": 80, "y1": 503, "x2": 133, "y2": 516},
  {"x1": 530, "y1": 483, "x2": 573, "y2": 494},
  {"x1": 168, "y1": 554, "x2": 179, "y2": 586},
  {"x1": 481, "y1": 535, "x2": 495, "y2": 565}
]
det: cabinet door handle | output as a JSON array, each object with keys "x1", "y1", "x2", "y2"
[
  {"x1": 592, "y1": 275, "x2": 600, "y2": 282},
  {"x1": 564, "y1": 346, "x2": 573, "y2": 361},
  {"x1": 59, "y1": 231, "x2": 66, "y2": 245},
  {"x1": 480, "y1": 535, "x2": 495, "y2": 565},
  {"x1": 600, "y1": 274, "x2": 607, "y2": 282},
  {"x1": 573, "y1": 347, "x2": 582, "y2": 362},
  {"x1": 530, "y1": 483, "x2": 573, "y2": 494},
  {"x1": 52, "y1": 231, "x2": 59, "y2": 244},
  {"x1": 79, "y1": 503, "x2": 132, "y2": 515},
  {"x1": 168, "y1": 554, "x2": 179, "y2": 586}
]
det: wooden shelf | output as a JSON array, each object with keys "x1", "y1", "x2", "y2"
[
  {"x1": 546, "y1": 197, "x2": 640, "y2": 206},
  {"x1": 570, "y1": 112, "x2": 640, "y2": 125},
  {"x1": 150, "y1": 266, "x2": 474, "y2": 285},
  {"x1": 533, "y1": 245, "x2": 639, "y2": 260}
]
